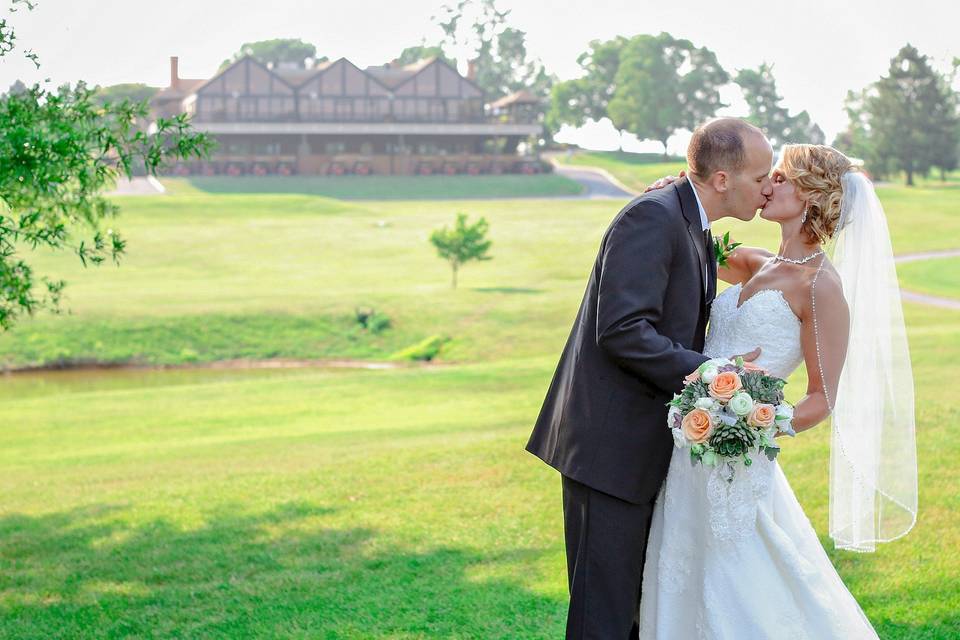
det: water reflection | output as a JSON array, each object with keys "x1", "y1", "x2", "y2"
[{"x1": 0, "y1": 364, "x2": 363, "y2": 401}]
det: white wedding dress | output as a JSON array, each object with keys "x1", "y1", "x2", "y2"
[{"x1": 638, "y1": 282, "x2": 879, "y2": 639}]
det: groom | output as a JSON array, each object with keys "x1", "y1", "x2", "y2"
[{"x1": 526, "y1": 118, "x2": 773, "y2": 638}]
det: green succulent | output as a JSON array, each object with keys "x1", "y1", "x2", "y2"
[{"x1": 709, "y1": 420, "x2": 757, "y2": 458}]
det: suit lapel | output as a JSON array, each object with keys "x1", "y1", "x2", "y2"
[{"x1": 674, "y1": 178, "x2": 708, "y2": 304}]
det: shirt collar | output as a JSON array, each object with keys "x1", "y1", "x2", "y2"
[{"x1": 688, "y1": 180, "x2": 711, "y2": 231}]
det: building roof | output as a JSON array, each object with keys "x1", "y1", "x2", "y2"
[
  {"x1": 364, "y1": 56, "x2": 437, "y2": 89},
  {"x1": 153, "y1": 78, "x2": 206, "y2": 100},
  {"x1": 489, "y1": 90, "x2": 540, "y2": 109},
  {"x1": 273, "y1": 59, "x2": 335, "y2": 85}
]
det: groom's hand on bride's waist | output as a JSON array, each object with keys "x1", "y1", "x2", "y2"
[{"x1": 732, "y1": 347, "x2": 762, "y2": 362}]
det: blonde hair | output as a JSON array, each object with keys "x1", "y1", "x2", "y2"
[{"x1": 779, "y1": 144, "x2": 856, "y2": 244}]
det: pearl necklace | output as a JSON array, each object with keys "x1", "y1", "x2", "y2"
[{"x1": 773, "y1": 249, "x2": 824, "y2": 265}]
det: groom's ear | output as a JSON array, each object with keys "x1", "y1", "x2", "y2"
[{"x1": 710, "y1": 171, "x2": 729, "y2": 194}]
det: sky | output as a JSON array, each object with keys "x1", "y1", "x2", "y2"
[{"x1": 1, "y1": 0, "x2": 956, "y2": 154}]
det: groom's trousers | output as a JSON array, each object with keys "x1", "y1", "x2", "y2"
[{"x1": 562, "y1": 475, "x2": 656, "y2": 640}]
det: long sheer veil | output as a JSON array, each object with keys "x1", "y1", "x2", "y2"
[{"x1": 813, "y1": 170, "x2": 918, "y2": 552}]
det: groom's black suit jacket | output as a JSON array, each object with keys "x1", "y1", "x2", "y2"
[{"x1": 526, "y1": 177, "x2": 715, "y2": 505}]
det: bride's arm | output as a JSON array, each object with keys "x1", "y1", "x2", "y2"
[
  {"x1": 718, "y1": 247, "x2": 773, "y2": 285},
  {"x1": 792, "y1": 274, "x2": 850, "y2": 433}
]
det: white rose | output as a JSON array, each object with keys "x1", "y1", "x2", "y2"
[
  {"x1": 694, "y1": 397, "x2": 715, "y2": 410},
  {"x1": 775, "y1": 403, "x2": 796, "y2": 436},
  {"x1": 701, "y1": 366, "x2": 719, "y2": 384},
  {"x1": 729, "y1": 392, "x2": 755, "y2": 416},
  {"x1": 700, "y1": 357, "x2": 732, "y2": 371}
]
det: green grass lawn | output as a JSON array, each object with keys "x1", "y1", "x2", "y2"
[
  {"x1": 1, "y1": 179, "x2": 958, "y2": 637},
  {"x1": 556, "y1": 150, "x2": 686, "y2": 192},
  {"x1": 0, "y1": 304, "x2": 957, "y2": 638},
  {"x1": 897, "y1": 257, "x2": 960, "y2": 299},
  {"x1": 161, "y1": 174, "x2": 584, "y2": 200},
  {"x1": 0, "y1": 194, "x2": 619, "y2": 369}
]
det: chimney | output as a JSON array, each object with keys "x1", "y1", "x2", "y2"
[
  {"x1": 467, "y1": 59, "x2": 477, "y2": 81},
  {"x1": 170, "y1": 56, "x2": 179, "y2": 89}
]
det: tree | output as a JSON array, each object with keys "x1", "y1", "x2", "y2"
[
  {"x1": 866, "y1": 44, "x2": 957, "y2": 185},
  {"x1": 735, "y1": 63, "x2": 824, "y2": 147},
  {"x1": 429, "y1": 213, "x2": 492, "y2": 289},
  {"x1": 607, "y1": 33, "x2": 729, "y2": 158},
  {"x1": 0, "y1": 1, "x2": 213, "y2": 330},
  {"x1": 930, "y1": 63, "x2": 959, "y2": 181},
  {"x1": 545, "y1": 36, "x2": 627, "y2": 135},
  {"x1": 93, "y1": 83, "x2": 158, "y2": 106},
  {"x1": 221, "y1": 38, "x2": 326, "y2": 70},
  {"x1": 434, "y1": 0, "x2": 554, "y2": 102},
  {"x1": 832, "y1": 89, "x2": 891, "y2": 178},
  {"x1": 395, "y1": 42, "x2": 454, "y2": 67}
]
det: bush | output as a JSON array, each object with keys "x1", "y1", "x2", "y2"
[
  {"x1": 366, "y1": 312, "x2": 392, "y2": 335},
  {"x1": 354, "y1": 307, "x2": 391, "y2": 334},
  {"x1": 390, "y1": 335, "x2": 451, "y2": 362}
]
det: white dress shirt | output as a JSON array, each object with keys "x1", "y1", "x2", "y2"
[
  {"x1": 688, "y1": 180, "x2": 711, "y2": 232},
  {"x1": 688, "y1": 180, "x2": 711, "y2": 291}
]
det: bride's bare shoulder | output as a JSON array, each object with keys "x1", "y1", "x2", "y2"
[{"x1": 797, "y1": 262, "x2": 848, "y2": 321}]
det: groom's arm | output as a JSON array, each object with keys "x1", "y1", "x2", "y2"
[{"x1": 595, "y1": 201, "x2": 709, "y2": 393}]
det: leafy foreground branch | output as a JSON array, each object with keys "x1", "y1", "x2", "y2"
[{"x1": 0, "y1": 73, "x2": 213, "y2": 330}]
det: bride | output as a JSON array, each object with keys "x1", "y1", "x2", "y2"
[{"x1": 639, "y1": 145, "x2": 917, "y2": 638}]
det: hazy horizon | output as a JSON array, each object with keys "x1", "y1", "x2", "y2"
[{"x1": 1, "y1": 0, "x2": 955, "y2": 154}]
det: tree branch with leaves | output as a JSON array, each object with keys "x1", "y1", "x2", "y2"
[{"x1": 0, "y1": 0, "x2": 214, "y2": 330}]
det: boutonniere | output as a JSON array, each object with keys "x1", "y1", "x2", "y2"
[{"x1": 713, "y1": 232, "x2": 741, "y2": 268}]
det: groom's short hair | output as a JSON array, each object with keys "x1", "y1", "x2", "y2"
[{"x1": 687, "y1": 118, "x2": 764, "y2": 180}]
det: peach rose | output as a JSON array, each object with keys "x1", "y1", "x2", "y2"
[
  {"x1": 681, "y1": 408, "x2": 714, "y2": 444},
  {"x1": 684, "y1": 370, "x2": 701, "y2": 384},
  {"x1": 708, "y1": 371, "x2": 742, "y2": 402},
  {"x1": 748, "y1": 403, "x2": 776, "y2": 429}
]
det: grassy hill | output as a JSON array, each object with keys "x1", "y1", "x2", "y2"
[{"x1": 0, "y1": 179, "x2": 957, "y2": 637}]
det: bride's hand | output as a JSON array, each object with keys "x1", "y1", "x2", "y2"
[{"x1": 644, "y1": 170, "x2": 686, "y2": 192}]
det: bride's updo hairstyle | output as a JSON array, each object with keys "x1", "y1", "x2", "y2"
[{"x1": 779, "y1": 144, "x2": 856, "y2": 244}]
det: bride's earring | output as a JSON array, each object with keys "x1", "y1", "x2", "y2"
[{"x1": 801, "y1": 207, "x2": 808, "y2": 224}]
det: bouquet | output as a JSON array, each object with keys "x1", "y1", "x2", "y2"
[{"x1": 667, "y1": 357, "x2": 796, "y2": 482}]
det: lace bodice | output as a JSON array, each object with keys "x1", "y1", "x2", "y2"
[{"x1": 704, "y1": 283, "x2": 804, "y2": 380}]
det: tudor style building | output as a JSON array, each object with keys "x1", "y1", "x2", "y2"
[{"x1": 153, "y1": 55, "x2": 544, "y2": 176}]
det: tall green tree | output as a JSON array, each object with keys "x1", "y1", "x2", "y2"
[
  {"x1": 930, "y1": 61, "x2": 960, "y2": 181},
  {"x1": 434, "y1": 0, "x2": 553, "y2": 101},
  {"x1": 866, "y1": 44, "x2": 958, "y2": 185},
  {"x1": 832, "y1": 89, "x2": 891, "y2": 178},
  {"x1": 0, "y1": 1, "x2": 213, "y2": 329},
  {"x1": 607, "y1": 33, "x2": 728, "y2": 158},
  {"x1": 545, "y1": 36, "x2": 627, "y2": 135},
  {"x1": 735, "y1": 63, "x2": 824, "y2": 147},
  {"x1": 429, "y1": 213, "x2": 492, "y2": 289},
  {"x1": 221, "y1": 38, "x2": 326, "y2": 70}
]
